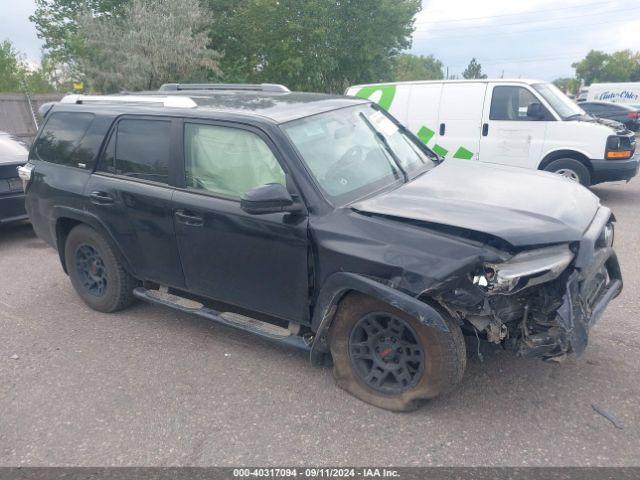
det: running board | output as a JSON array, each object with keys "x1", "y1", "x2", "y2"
[{"x1": 133, "y1": 287, "x2": 311, "y2": 353}]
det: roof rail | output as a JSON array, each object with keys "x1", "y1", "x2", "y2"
[
  {"x1": 158, "y1": 83, "x2": 291, "y2": 93},
  {"x1": 59, "y1": 94, "x2": 198, "y2": 108}
]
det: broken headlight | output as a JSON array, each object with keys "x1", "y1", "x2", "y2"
[
  {"x1": 597, "y1": 222, "x2": 614, "y2": 249},
  {"x1": 473, "y1": 244, "x2": 574, "y2": 294}
]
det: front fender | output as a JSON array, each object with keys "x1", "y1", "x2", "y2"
[{"x1": 309, "y1": 272, "x2": 450, "y2": 365}]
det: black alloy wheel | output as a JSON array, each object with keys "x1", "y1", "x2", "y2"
[{"x1": 348, "y1": 312, "x2": 425, "y2": 394}]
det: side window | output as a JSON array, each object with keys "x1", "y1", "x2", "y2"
[
  {"x1": 99, "y1": 118, "x2": 171, "y2": 184},
  {"x1": 184, "y1": 123, "x2": 286, "y2": 198},
  {"x1": 490, "y1": 86, "x2": 542, "y2": 121},
  {"x1": 34, "y1": 112, "x2": 95, "y2": 167},
  {"x1": 585, "y1": 104, "x2": 602, "y2": 114}
]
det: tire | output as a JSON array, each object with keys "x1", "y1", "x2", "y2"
[
  {"x1": 64, "y1": 224, "x2": 137, "y2": 313},
  {"x1": 328, "y1": 293, "x2": 466, "y2": 412},
  {"x1": 543, "y1": 158, "x2": 591, "y2": 186}
]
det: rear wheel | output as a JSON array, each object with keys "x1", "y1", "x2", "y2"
[
  {"x1": 328, "y1": 293, "x2": 466, "y2": 412},
  {"x1": 64, "y1": 224, "x2": 137, "y2": 313},
  {"x1": 544, "y1": 158, "x2": 591, "y2": 186}
]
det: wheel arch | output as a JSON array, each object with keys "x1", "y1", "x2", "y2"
[
  {"x1": 538, "y1": 149, "x2": 593, "y2": 174},
  {"x1": 53, "y1": 206, "x2": 135, "y2": 277},
  {"x1": 309, "y1": 272, "x2": 450, "y2": 365}
]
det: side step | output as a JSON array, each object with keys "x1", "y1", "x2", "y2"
[{"x1": 133, "y1": 287, "x2": 311, "y2": 353}]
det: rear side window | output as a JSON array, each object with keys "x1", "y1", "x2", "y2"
[
  {"x1": 99, "y1": 118, "x2": 171, "y2": 184},
  {"x1": 582, "y1": 104, "x2": 602, "y2": 114},
  {"x1": 34, "y1": 112, "x2": 95, "y2": 167},
  {"x1": 490, "y1": 86, "x2": 539, "y2": 121}
]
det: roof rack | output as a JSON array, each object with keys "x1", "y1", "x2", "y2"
[
  {"x1": 158, "y1": 83, "x2": 291, "y2": 93},
  {"x1": 59, "y1": 94, "x2": 198, "y2": 108}
]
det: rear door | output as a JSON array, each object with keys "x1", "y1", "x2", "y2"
[
  {"x1": 86, "y1": 116, "x2": 185, "y2": 287},
  {"x1": 171, "y1": 120, "x2": 310, "y2": 323},
  {"x1": 479, "y1": 84, "x2": 549, "y2": 169},
  {"x1": 405, "y1": 83, "x2": 443, "y2": 151},
  {"x1": 436, "y1": 82, "x2": 487, "y2": 160}
]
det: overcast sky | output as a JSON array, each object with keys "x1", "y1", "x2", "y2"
[{"x1": 1, "y1": 0, "x2": 638, "y2": 80}]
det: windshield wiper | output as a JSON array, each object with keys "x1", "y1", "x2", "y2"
[
  {"x1": 564, "y1": 113, "x2": 584, "y2": 120},
  {"x1": 358, "y1": 112, "x2": 408, "y2": 181}
]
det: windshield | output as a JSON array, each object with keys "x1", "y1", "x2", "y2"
[
  {"x1": 282, "y1": 104, "x2": 438, "y2": 204},
  {"x1": 532, "y1": 83, "x2": 585, "y2": 120}
]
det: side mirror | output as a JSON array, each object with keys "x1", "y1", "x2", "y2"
[
  {"x1": 240, "y1": 183, "x2": 302, "y2": 215},
  {"x1": 527, "y1": 102, "x2": 545, "y2": 120}
]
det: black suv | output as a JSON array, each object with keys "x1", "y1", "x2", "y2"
[{"x1": 22, "y1": 84, "x2": 622, "y2": 411}]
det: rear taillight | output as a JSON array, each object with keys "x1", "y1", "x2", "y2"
[
  {"x1": 627, "y1": 111, "x2": 639, "y2": 119},
  {"x1": 17, "y1": 163, "x2": 34, "y2": 191}
]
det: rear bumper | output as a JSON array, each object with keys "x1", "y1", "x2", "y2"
[
  {"x1": 0, "y1": 192, "x2": 27, "y2": 225},
  {"x1": 590, "y1": 153, "x2": 639, "y2": 184}
]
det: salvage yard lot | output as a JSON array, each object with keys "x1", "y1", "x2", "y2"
[{"x1": 1, "y1": 178, "x2": 640, "y2": 466}]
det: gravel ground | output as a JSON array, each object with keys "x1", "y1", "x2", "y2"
[{"x1": 1, "y1": 178, "x2": 639, "y2": 467}]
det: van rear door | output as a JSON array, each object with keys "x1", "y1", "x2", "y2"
[
  {"x1": 435, "y1": 82, "x2": 487, "y2": 160},
  {"x1": 479, "y1": 84, "x2": 548, "y2": 169},
  {"x1": 405, "y1": 83, "x2": 442, "y2": 152}
]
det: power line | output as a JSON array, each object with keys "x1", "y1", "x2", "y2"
[
  {"x1": 414, "y1": 6, "x2": 630, "y2": 32},
  {"x1": 413, "y1": 0, "x2": 618, "y2": 25},
  {"x1": 413, "y1": 15, "x2": 640, "y2": 39}
]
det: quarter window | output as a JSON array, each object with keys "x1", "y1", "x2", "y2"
[
  {"x1": 184, "y1": 123, "x2": 285, "y2": 198},
  {"x1": 34, "y1": 112, "x2": 95, "y2": 167},
  {"x1": 490, "y1": 86, "x2": 541, "y2": 121},
  {"x1": 100, "y1": 118, "x2": 171, "y2": 184}
]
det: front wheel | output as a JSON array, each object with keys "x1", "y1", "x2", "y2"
[
  {"x1": 544, "y1": 158, "x2": 591, "y2": 186},
  {"x1": 328, "y1": 293, "x2": 466, "y2": 411},
  {"x1": 64, "y1": 224, "x2": 137, "y2": 313}
]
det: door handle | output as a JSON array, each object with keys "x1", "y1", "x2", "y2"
[
  {"x1": 89, "y1": 191, "x2": 114, "y2": 205},
  {"x1": 482, "y1": 123, "x2": 489, "y2": 136},
  {"x1": 175, "y1": 209, "x2": 204, "y2": 227},
  {"x1": 439, "y1": 123, "x2": 445, "y2": 136}
]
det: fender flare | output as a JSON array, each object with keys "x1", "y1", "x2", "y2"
[
  {"x1": 309, "y1": 272, "x2": 449, "y2": 365},
  {"x1": 51, "y1": 206, "x2": 137, "y2": 277}
]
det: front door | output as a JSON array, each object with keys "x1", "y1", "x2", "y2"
[
  {"x1": 87, "y1": 116, "x2": 185, "y2": 287},
  {"x1": 172, "y1": 121, "x2": 310, "y2": 323},
  {"x1": 479, "y1": 84, "x2": 548, "y2": 169}
]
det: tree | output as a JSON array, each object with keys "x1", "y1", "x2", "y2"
[
  {"x1": 393, "y1": 53, "x2": 443, "y2": 81},
  {"x1": 77, "y1": 0, "x2": 222, "y2": 92},
  {"x1": 0, "y1": 40, "x2": 56, "y2": 93},
  {"x1": 30, "y1": 0, "x2": 127, "y2": 68},
  {"x1": 572, "y1": 49, "x2": 640, "y2": 85},
  {"x1": 0, "y1": 40, "x2": 23, "y2": 91},
  {"x1": 553, "y1": 77, "x2": 580, "y2": 95},
  {"x1": 462, "y1": 58, "x2": 487, "y2": 79},
  {"x1": 206, "y1": 0, "x2": 421, "y2": 93}
]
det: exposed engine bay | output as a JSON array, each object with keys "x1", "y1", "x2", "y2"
[{"x1": 429, "y1": 225, "x2": 622, "y2": 360}]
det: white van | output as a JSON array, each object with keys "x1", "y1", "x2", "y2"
[
  {"x1": 346, "y1": 79, "x2": 638, "y2": 186},
  {"x1": 583, "y1": 82, "x2": 640, "y2": 107}
]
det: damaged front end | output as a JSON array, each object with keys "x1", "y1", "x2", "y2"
[{"x1": 430, "y1": 211, "x2": 622, "y2": 360}]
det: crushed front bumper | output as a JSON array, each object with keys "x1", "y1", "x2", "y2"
[{"x1": 519, "y1": 208, "x2": 623, "y2": 358}]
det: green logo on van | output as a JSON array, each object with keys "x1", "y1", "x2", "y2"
[
  {"x1": 355, "y1": 86, "x2": 475, "y2": 160},
  {"x1": 354, "y1": 85, "x2": 397, "y2": 111}
]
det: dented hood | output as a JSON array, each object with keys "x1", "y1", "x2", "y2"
[{"x1": 352, "y1": 159, "x2": 600, "y2": 247}]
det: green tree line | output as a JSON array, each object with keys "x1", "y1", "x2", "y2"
[
  {"x1": 554, "y1": 49, "x2": 640, "y2": 95},
  {"x1": 21, "y1": 0, "x2": 425, "y2": 93},
  {"x1": 5, "y1": 0, "x2": 639, "y2": 95}
]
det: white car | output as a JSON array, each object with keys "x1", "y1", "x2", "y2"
[{"x1": 346, "y1": 79, "x2": 638, "y2": 186}]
